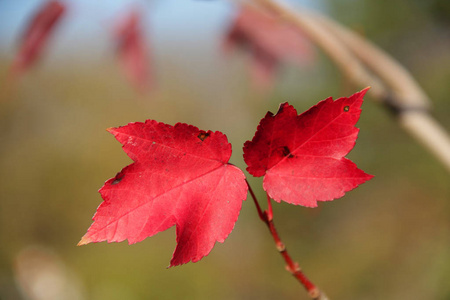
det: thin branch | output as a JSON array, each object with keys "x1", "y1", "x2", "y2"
[
  {"x1": 246, "y1": 180, "x2": 329, "y2": 300},
  {"x1": 252, "y1": 0, "x2": 450, "y2": 173}
]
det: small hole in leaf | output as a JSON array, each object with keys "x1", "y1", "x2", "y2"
[
  {"x1": 343, "y1": 106, "x2": 350, "y2": 112},
  {"x1": 197, "y1": 131, "x2": 210, "y2": 141}
]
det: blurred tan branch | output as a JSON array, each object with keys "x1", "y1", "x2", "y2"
[{"x1": 253, "y1": 0, "x2": 450, "y2": 173}]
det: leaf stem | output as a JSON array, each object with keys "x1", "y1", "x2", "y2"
[
  {"x1": 245, "y1": 180, "x2": 329, "y2": 300},
  {"x1": 246, "y1": 179, "x2": 265, "y2": 222},
  {"x1": 265, "y1": 192, "x2": 274, "y2": 221}
]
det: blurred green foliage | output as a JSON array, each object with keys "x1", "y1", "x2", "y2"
[{"x1": 0, "y1": 0, "x2": 449, "y2": 299}]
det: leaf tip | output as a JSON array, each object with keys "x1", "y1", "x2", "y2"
[
  {"x1": 366, "y1": 173, "x2": 375, "y2": 181},
  {"x1": 77, "y1": 235, "x2": 91, "y2": 246},
  {"x1": 360, "y1": 86, "x2": 371, "y2": 96},
  {"x1": 168, "y1": 258, "x2": 183, "y2": 268}
]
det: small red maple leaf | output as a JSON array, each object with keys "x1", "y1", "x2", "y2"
[
  {"x1": 10, "y1": 0, "x2": 65, "y2": 78},
  {"x1": 224, "y1": 5, "x2": 313, "y2": 89},
  {"x1": 115, "y1": 10, "x2": 152, "y2": 93},
  {"x1": 243, "y1": 88, "x2": 373, "y2": 207},
  {"x1": 79, "y1": 121, "x2": 247, "y2": 267}
]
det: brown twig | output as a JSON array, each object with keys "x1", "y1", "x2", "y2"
[
  {"x1": 246, "y1": 180, "x2": 329, "y2": 300},
  {"x1": 252, "y1": 0, "x2": 450, "y2": 173}
]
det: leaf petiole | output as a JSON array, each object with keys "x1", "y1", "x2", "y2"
[{"x1": 246, "y1": 180, "x2": 265, "y2": 222}]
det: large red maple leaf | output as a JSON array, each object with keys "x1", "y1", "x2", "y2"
[
  {"x1": 79, "y1": 121, "x2": 248, "y2": 267},
  {"x1": 243, "y1": 88, "x2": 373, "y2": 207}
]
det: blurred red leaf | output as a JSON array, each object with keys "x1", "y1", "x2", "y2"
[
  {"x1": 115, "y1": 11, "x2": 152, "y2": 93},
  {"x1": 243, "y1": 88, "x2": 373, "y2": 207},
  {"x1": 224, "y1": 5, "x2": 313, "y2": 89},
  {"x1": 10, "y1": 0, "x2": 65, "y2": 77},
  {"x1": 79, "y1": 121, "x2": 248, "y2": 267}
]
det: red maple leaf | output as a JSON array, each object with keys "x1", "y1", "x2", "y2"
[
  {"x1": 224, "y1": 5, "x2": 313, "y2": 89},
  {"x1": 79, "y1": 121, "x2": 248, "y2": 267},
  {"x1": 115, "y1": 10, "x2": 152, "y2": 93},
  {"x1": 243, "y1": 88, "x2": 373, "y2": 207},
  {"x1": 10, "y1": 0, "x2": 65, "y2": 77}
]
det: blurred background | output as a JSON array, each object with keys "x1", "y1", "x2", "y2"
[{"x1": 1, "y1": 0, "x2": 449, "y2": 299}]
